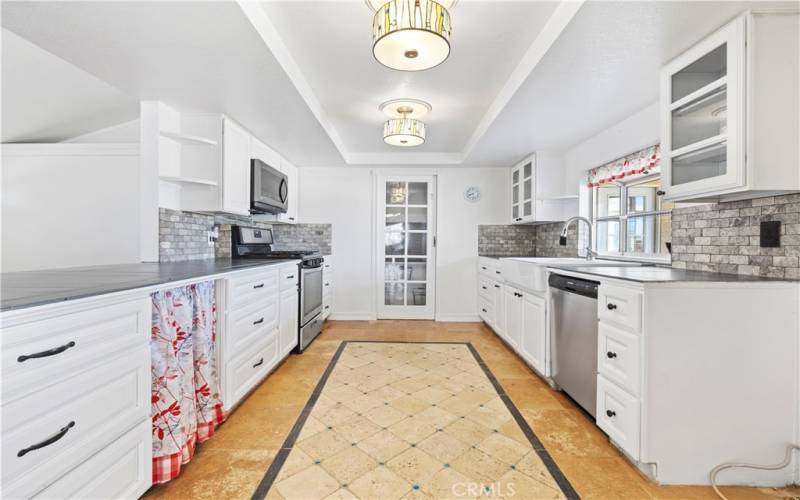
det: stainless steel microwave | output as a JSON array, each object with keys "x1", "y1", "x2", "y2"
[{"x1": 250, "y1": 159, "x2": 288, "y2": 214}]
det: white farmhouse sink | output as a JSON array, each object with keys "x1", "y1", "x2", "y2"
[{"x1": 500, "y1": 257, "x2": 642, "y2": 293}]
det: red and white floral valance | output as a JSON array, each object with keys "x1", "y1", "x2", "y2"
[{"x1": 587, "y1": 144, "x2": 661, "y2": 187}]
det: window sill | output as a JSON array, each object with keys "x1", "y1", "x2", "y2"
[{"x1": 593, "y1": 253, "x2": 672, "y2": 266}]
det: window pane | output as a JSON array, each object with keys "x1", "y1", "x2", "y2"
[
  {"x1": 407, "y1": 283, "x2": 426, "y2": 306},
  {"x1": 626, "y1": 214, "x2": 672, "y2": 257},
  {"x1": 512, "y1": 170, "x2": 519, "y2": 184},
  {"x1": 407, "y1": 233, "x2": 427, "y2": 256},
  {"x1": 523, "y1": 201, "x2": 532, "y2": 217},
  {"x1": 594, "y1": 186, "x2": 621, "y2": 218},
  {"x1": 386, "y1": 182, "x2": 406, "y2": 205},
  {"x1": 596, "y1": 220, "x2": 620, "y2": 253},
  {"x1": 385, "y1": 258, "x2": 405, "y2": 281},
  {"x1": 385, "y1": 231, "x2": 405, "y2": 255},
  {"x1": 385, "y1": 207, "x2": 405, "y2": 230},
  {"x1": 523, "y1": 162, "x2": 532, "y2": 178},
  {"x1": 512, "y1": 186, "x2": 519, "y2": 204},
  {"x1": 407, "y1": 207, "x2": 427, "y2": 230},
  {"x1": 408, "y1": 182, "x2": 428, "y2": 205},
  {"x1": 523, "y1": 179, "x2": 532, "y2": 200},
  {"x1": 512, "y1": 205, "x2": 519, "y2": 219},
  {"x1": 406, "y1": 258, "x2": 427, "y2": 281},
  {"x1": 385, "y1": 283, "x2": 404, "y2": 305},
  {"x1": 627, "y1": 178, "x2": 674, "y2": 212}
]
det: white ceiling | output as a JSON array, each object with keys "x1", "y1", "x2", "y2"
[{"x1": 2, "y1": 1, "x2": 796, "y2": 168}]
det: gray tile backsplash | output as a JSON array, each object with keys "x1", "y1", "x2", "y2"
[
  {"x1": 671, "y1": 193, "x2": 800, "y2": 278},
  {"x1": 534, "y1": 222, "x2": 580, "y2": 258},
  {"x1": 478, "y1": 225, "x2": 536, "y2": 257},
  {"x1": 159, "y1": 208, "x2": 332, "y2": 262}
]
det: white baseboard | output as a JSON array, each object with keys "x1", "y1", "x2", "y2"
[
  {"x1": 328, "y1": 312, "x2": 378, "y2": 321},
  {"x1": 435, "y1": 313, "x2": 482, "y2": 323}
]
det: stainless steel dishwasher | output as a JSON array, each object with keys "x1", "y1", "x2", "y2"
[{"x1": 549, "y1": 273, "x2": 600, "y2": 417}]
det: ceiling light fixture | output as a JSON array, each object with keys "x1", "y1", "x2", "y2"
[
  {"x1": 381, "y1": 98, "x2": 430, "y2": 147},
  {"x1": 367, "y1": 0, "x2": 454, "y2": 71}
]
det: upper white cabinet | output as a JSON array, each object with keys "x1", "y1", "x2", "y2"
[
  {"x1": 510, "y1": 153, "x2": 578, "y2": 224},
  {"x1": 276, "y1": 158, "x2": 299, "y2": 224},
  {"x1": 660, "y1": 11, "x2": 800, "y2": 202},
  {"x1": 222, "y1": 118, "x2": 252, "y2": 216}
]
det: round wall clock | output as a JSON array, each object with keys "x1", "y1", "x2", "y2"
[{"x1": 464, "y1": 186, "x2": 481, "y2": 203}]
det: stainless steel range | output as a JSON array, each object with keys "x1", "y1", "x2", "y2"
[{"x1": 231, "y1": 225, "x2": 323, "y2": 353}]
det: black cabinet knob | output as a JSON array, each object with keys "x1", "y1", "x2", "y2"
[
  {"x1": 606, "y1": 410, "x2": 616, "y2": 418},
  {"x1": 607, "y1": 303, "x2": 618, "y2": 311},
  {"x1": 606, "y1": 352, "x2": 617, "y2": 359},
  {"x1": 494, "y1": 284, "x2": 500, "y2": 288},
  {"x1": 482, "y1": 286, "x2": 487, "y2": 290},
  {"x1": 481, "y1": 308, "x2": 487, "y2": 313}
]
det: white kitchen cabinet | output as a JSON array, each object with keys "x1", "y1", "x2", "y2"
[
  {"x1": 510, "y1": 153, "x2": 577, "y2": 224},
  {"x1": 322, "y1": 255, "x2": 333, "y2": 320},
  {"x1": 276, "y1": 158, "x2": 299, "y2": 224},
  {"x1": 222, "y1": 117, "x2": 251, "y2": 216},
  {"x1": 519, "y1": 292, "x2": 546, "y2": 373},
  {"x1": 250, "y1": 136, "x2": 281, "y2": 169},
  {"x1": 279, "y1": 263, "x2": 299, "y2": 357},
  {"x1": 492, "y1": 281, "x2": 505, "y2": 339},
  {"x1": 660, "y1": 11, "x2": 800, "y2": 201},
  {"x1": 502, "y1": 287, "x2": 521, "y2": 350}
]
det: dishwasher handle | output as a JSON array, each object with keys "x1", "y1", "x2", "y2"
[{"x1": 548, "y1": 274, "x2": 599, "y2": 299}]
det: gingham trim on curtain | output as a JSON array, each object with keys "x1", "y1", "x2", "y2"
[{"x1": 587, "y1": 144, "x2": 661, "y2": 187}]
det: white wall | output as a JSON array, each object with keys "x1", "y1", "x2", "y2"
[
  {"x1": 298, "y1": 167, "x2": 508, "y2": 321},
  {"x1": 1, "y1": 144, "x2": 141, "y2": 272}
]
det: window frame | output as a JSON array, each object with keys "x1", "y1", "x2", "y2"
[{"x1": 591, "y1": 174, "x2": 672, "y2": 264}]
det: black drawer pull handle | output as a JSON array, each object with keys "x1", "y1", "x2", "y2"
[
  {"x1": 253, "y1": 317, "x2": 264, "y2": 325},
  {"x1": 482, "y1": 286, "x2": 487, "y2": 290},
  {"x1": 253, "y1": 283, "x2": 265, "y2": 289},
  {"x1": 18, "y1": 341, "x2": 76, "y2": 363},
  {"x1": 481, "y1": 266, "x2": 487, "y2": 270},
  {"x1": 286, "y1": 275, "x2": 295, "y2": 279},
  {"x1": 607, "y1": 303, "x2": 618, "y2": 311},
  {"x1": 325, "y1": 283, "x2": 330, "y2": 286},
  {"x1": 495, "y1": 270, "x2": 501, "y2": 274},
  {"x1": 325, "y1": 305, "x2": 330, "y2": 309},
  {"x1": 607, "y1": 352, "x2": 617, "y2": 359},
  {"x1": 18, "y1": 421, "x2": 75, "y2": 457},
  {"x1": 253, "y1": 358, "x2": 264, "y2": 368},
  {"x1": 494, "y1": 284, "x2": 500, "y2": 288},
  {"x1": 606, "y1": 410, "x2": 616, "y2": 418}
]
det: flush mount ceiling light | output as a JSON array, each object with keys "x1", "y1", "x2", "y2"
[
  {"x1": 367, "y1": 0, "x2": 454, "y2": 71},
  {"x1": 381, "y1": 98, "x2": 430, "y2": 147}
]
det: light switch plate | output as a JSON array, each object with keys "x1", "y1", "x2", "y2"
[{"x1": 760, "y1": 221, "x2": 781, "y2": 248}]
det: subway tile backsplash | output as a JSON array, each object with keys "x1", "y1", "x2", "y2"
[{"x1": 478, "y1": 225, "x2": 537, "y2": 257}]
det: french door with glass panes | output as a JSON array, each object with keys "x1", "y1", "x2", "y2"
[{"x1": 377, "y1": 176, "x2": 436, "y2": 319}]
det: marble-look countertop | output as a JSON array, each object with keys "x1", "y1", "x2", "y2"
[
  {"x1": 478, "y1": 254, "x2": 536, "y2": 259},
  {"x1": 546, "y1": 265, "x2": 791, "y2": 283},
  {"x1": 1, "y1": 259, "x2": 299, "y2": 312}
]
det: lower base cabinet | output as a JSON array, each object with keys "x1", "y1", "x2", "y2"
[
  {"x1": 279, "y1": 287, "x2": 299, "y2": 357},
  {"x1": 503, "y1": 286, "x2": 545, "y2": 374}
]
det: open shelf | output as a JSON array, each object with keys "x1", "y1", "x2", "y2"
[
  {"x1": 159, "y1": 175, "x2": 218, "y2": 187},
  {"x1": 159, "y1": 131, "x2": 218, "y2": 147}
]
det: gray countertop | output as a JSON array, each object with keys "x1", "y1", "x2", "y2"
[
  {"x1": 479, "y1": 254, "x2": 536, "y2": 259},
  {"x1": 546, "y1": 265, "x2": 791, "y2": 283},
  {"x1": 1, "y1": 259, "x2": 299, "y2": 312}
]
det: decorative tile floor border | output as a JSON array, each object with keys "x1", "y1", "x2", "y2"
[{"x1": 251, "y1": 341, "x2": 580, "y2": 500}]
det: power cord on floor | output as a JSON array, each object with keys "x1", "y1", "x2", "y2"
[{"x1": 709, "y1": 444, "x2": 800, "y2": 500}]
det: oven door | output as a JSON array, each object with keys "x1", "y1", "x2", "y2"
[
  {"x1": 251, "y1": 159, "x2": 288, "y2": 214},
  {"x1": 300, "y1": 266, "x2": 323, "y2": 325}
]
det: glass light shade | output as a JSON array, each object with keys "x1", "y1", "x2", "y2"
[
  {"x1": 372, "y1": 0, "x2": 452, "y2": 71},
  {"x1": 365, "y1": 0, "x2": 457, "y2": 11},
  {"x1": 384, "y1": 118, "x2": 426, "y2": 147}
]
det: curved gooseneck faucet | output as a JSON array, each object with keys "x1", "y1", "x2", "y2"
[{"x1": 559, "y1": 216, "x2": 598, "y2": 260}]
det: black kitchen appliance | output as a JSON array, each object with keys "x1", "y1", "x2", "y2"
[
  {"x1": 250, "y1": 159, "x2": 288, "y2": 215},
  {"x1": 231, "y1": 225, "x2": 323, "y2": 353}
]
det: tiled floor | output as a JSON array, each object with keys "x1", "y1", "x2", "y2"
[{"x1": 145, "y1": 320, "x2": 800, "y2": 500}]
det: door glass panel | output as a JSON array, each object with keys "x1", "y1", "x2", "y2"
[
  {"x1": 512, "y1": 169, "x2": 519, "y2": 184},
  {"x1": 626, "y1": 214, "x2": 672, "y2": 257},
  {"x1": 671, "y1": 44, "x2": 727, "y2": 103},
  {"x1": 407, "y1": 207, "x2": 427, "y2": 230},
  {"x1": 523, "y1": 162, "x2": 532, "y2": 178},
  {"x1": 672, "y1": 142, "x2": 727, "y2": 186},
  {"x1": 512, "y1": 205, "x2": 519, "y2": 219},
  {"x1": 385, "y1": 207, "x2": 405, "y2": 231},
  {"x1": 407, "y1": 283, "x2": 426, "y2": 306},
  {"x1": 386, "y1": 182, "x2": 407, "y2": 205},
  {"x1": 407, "y1": 233, "x2": 427, "y2": 256},
  {"x1": 671, "y1": 88, "x2": 727, "y2": 150},
  {"x1": 596, "y1": 220, "x2": 620, "y2": 253},
  {"x1": 594, "y1": 185, "x2": 621, "y2": 218},
  {"x1": 385, "y1": 258, "x2": 405, "y2": 281},
  {"x1": 523, "y1": 201, "x2": 532, "y2": 217},
  {"x1": 512, "y1": 186, "x2": 519, "y2": 204},
  {"x1": 385, "y1": 231, "x2": 405, "y2": 255},
  {"x1": 523, "y1": 179, "x2": 532, "y2": 200},
  {"x1": 406, "y1": 258, "x2": 427, "y2": 281},
  {"x1": 385, "y1": 283, "x2": 405, "y2": 305},
  {"x1": 408, "y1": 182, "x2": 428, "y2": 205}
]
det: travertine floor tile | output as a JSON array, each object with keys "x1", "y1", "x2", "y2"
[
  {"x1": 348, "y1": 466, "x2": 412, "y2": 500},
  {"x1": 274, "y1": 465, "x2": 339, "y2": 499},
  {"x1": 386, "y1": 447, "x2": 444, "y2": 485}
]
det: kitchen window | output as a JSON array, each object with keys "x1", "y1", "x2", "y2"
[{"x1": 592, "y1": 175, "x2": 673, "y2": 261}]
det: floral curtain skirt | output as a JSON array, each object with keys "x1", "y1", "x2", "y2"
[{"x1": 150, "y1": 281, "x2": 225, "y2": 484}]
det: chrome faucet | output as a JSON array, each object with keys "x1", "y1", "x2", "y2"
[{"x1": 560, "y1": 216, "x2": 598, "y2": 260}]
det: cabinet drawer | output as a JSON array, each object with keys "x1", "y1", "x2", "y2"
[
  {"x1": 227, "y1": 268, "x2": 279, "y2": 311},
  {"x1": 478, "y1": 276, "x2": 494, "y2": 301},
  {"x1": 280, "y1": 265, "x2": 299, "y2": 292},
  {"x1": 478, "y1": 297, "x2": 494, "y2": 324},
  {"x1": 2, "y1": 298, "x2": 150, "y2": 399},
  {"x1": 596, "y1": 375, "x2": 640, "y2": 460},
  {"x1": 226, "y1": 297, "x2": 279, "y2": 360},
  {"x1": 2, "y1": 348, "x2": 149, "y2": 499},
  {"x1": 598, "y1": 322, "x2": 641, "y2": 396},
  {"x1": 598, "y1": 284, "x2": 642, "y2": 333},
  {"x1": 478, "y1": 258, "x2": 494, "y2": 277},
  {"x1": 323, "y1": 277, "x2": 333, "y2": 294},
  {"x1": 229, "y1": 335, "x2": 278, "y2": 406},
  {"x1": 33, "y1": 419, "x2": 151, "y2": 500},
  {"x1": 323, "y1": 293, "x2": 332, "y2": 318}
]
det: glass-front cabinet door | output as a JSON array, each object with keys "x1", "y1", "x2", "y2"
[
  {"x1": 511, "y1": 155, "x2": 535, "y2": 223},
  {"x1": 660, "y1": 16, "x2": 746, "y2": 200}
]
